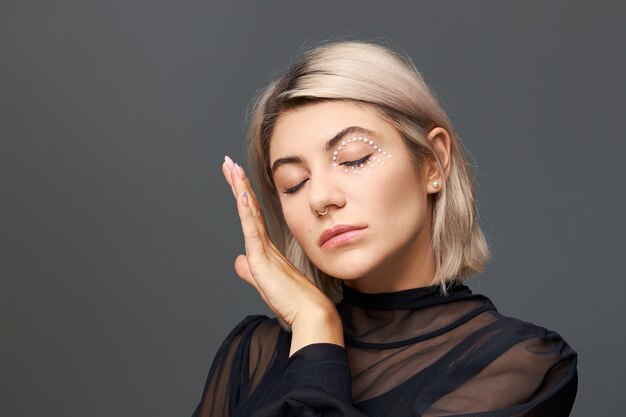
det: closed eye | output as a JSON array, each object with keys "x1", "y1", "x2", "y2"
[
  {"x1": 281, "y1": 155, "x2": 372, "y2": 196},
  {"x1": 342, "y1": 155, "x2": 371, "y2": 168},
  {"x1": 283, "y1": 179, "x2": 308, "y2": 196}
]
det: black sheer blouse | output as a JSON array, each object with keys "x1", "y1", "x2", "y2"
[{"x1": 191, "y1": 283, "x2": 578, "y2": 417}]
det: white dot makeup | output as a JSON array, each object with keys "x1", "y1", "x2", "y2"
[{"x1": 331, "y1": 135, "x2": 392, "y2": 176}]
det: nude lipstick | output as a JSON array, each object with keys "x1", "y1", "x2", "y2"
[{"x1": 319, "y1": 224, "x2": 368, "y2": 248}]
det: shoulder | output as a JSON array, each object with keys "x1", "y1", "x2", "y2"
[
  {"x1": 420, "y1": 311, "x2": 578, "y2": 414},
  {"x1": 490, "y1": 312, "x2": 577, "y2": 358},
  {"x1": 222, "y1": 314, "x2": 288, "y2": 369},
  {"x1": 227, "y1": 315, "x2": 289, "y2": 400},
  {"x1": 467, "y1": 307, "x2": 578, "y2": 376},
  {"x1": 212, "y1": 315, "x2": 287, "y2": 380},
  {"x1": 220, "y1": 314, "x2": 284, "y2": 352},
  {"x1": 460, "y1": 291, "x2": 576, "y2": 357},
  {"x1": 468, "y1": 313, "x2": 578, "y2": 410},
  {"x1": 233, "y1": 314, "x2": 284, "y2": 339},
  {"x1": 245, "y1": 315, "x2": 286, "y2": 360}
]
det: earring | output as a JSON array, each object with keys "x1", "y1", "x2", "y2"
[{"x1": 432, "y1": 181, "x2": 439, "y2": 188}]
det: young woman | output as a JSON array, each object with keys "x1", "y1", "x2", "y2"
[{"x1": 191, "y1": 41, "x2": 578, "y2": 417}]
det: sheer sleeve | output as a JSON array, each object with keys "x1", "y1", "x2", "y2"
[
  {"x1": 192, "y1": 315, "x2": 367, "y2": 417},
  {"x1": 417, "y1": 318, "x2": 578, "y2": 417},
  {"x1": 191, "y1": 315, "x2": 272, "y2": 417},
  {"x1": 251, "y1": 343, "x2": 369, "y2": 417}
]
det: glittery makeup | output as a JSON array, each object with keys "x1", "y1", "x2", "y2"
[{"x1": 332, "y1": 135, "x2": 392, "y2": 176}]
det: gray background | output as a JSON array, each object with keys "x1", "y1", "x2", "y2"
[{"x1": 1, "y1": 1, "x2": 624, "y2": 416}]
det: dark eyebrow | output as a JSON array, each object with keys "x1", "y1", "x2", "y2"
[
  {"x1": 271, "y1": 126, "x2": 376, "y2": 174},
  {"x1": 323, "y1": 126, "x2": 376, "y2": 151}
]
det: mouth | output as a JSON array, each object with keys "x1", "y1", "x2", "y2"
[{"x1": 319, "y1": 224, "x2": 368, "y2": 248}]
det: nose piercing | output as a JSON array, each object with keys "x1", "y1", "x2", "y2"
[{"x1": 316, "y1": 206, "x2": 328, "y2": 216}]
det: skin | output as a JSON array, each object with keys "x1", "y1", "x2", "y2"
[{"x1": 222, "y1": 100, "x2": 451, "y2": 356}]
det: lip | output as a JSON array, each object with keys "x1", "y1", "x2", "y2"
[{"x1": 318, "y1": 224, "x2": 368, "y2": 247}]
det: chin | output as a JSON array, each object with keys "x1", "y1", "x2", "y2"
[{"x1": 316, "y1": 252, "x2": 378, "y2": 281}]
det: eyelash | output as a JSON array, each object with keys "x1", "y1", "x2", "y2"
[
  {"x1": 282, "y1": 155, "x2": 372, "y2": 196},
  {"x1": 343, "y1": 154, "x2": 371, "y2": 168}
]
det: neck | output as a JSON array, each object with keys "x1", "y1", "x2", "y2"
[{"x1": 343, "y1": 223, "x2": 436, "y2": 294}]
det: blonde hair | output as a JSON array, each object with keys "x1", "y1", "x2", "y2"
[{"x1": 245, "y1": 40, "x2": 490, "y2": 302}]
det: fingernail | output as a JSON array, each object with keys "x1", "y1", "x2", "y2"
[
  {"x1": 224, "y1": 155, "x2": 234, "y2": 167},
  {"x1": 234, "y1": 162, "x2": 245, "y2": 179},
  {"x1": 242, "y1": 191, "x2": 249, "y2": 206}
]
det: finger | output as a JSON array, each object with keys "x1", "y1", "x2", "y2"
[
  {"x1": 230, "y1": 163, "x2": 270, "y2": 239},
  {"x1": 230, "y1": 163, "x2": 267, "y2": 259},
  {"x1": 235, "y1": 169, "x2": 271, "y2": 237},
  {"x1": 221, "y1": 163, "x2": 237, "y2": 199},
  {"x1": 242, "y1": 177, "x2": 266, "y2": 221},
  {"x1": 223, "y1": 158, "x2": 264, "y2": 216},
  {"x1": 223, "y1": 157, "x2": 265, "y2": 224},
  {"x1": 221, "y1": 157, "x2": 237, "y2": 199}
]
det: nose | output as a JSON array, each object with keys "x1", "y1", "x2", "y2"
[{"x1": 307, "y1": 168, "x2": 346, "y2": 217}]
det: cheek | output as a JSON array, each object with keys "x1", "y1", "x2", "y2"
[
  {"x1": 281, "y1": 201, "x2": 312, "y2": 243},
  {"x1": 359, "y1": 155, "x2": 425, "y2": 218}
]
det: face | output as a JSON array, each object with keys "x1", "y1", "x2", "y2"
[{"x1": 269, "y1": 101, "x2": 442, "y2": 292}]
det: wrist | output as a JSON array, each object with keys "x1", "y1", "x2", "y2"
[{"x1": 289, "y1": 307, "x2": 344, "y2": 356}]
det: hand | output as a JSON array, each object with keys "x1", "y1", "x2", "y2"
[{"x1": 221, "y1": 156, "x2": 344, "y2": 355}]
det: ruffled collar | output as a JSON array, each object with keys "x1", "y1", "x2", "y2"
[{"x1": 340, "y1": 281, "x2": 475, "y2": 310}]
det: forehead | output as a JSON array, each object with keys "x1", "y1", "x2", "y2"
[{"x1": 269, "y1": 101, "x2": 393, "y2": 159}]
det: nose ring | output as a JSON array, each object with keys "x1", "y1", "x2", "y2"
[{"x1": 316, "y1": 206, "x2": 328, "y2": 216}]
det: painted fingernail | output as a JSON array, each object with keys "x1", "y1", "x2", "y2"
[
  {"x1": 242, "y1": 191, "x2": 249, "y2": 206},
  {"x1": 224, "y1": 155, "x2": 234, "y2": 167},
  {"x1": 234, "y1": 162, "x2": 245, "y2": 179}
]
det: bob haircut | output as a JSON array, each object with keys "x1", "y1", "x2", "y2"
[{"x1": 245, "y1": 40, "x2": 490, "y2": 302}]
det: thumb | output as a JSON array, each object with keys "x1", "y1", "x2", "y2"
[
  {"x1": 234, "y1": 254, "x2": 273, "y2": 309},
  {"x1": 234, "y1": 254, "x2": 255, "y2": 286}
]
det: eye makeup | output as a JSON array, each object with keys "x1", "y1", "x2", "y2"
[
  {"x1": 277, "y1": 134, "x2": 392, "y2": 196},
  {"x1": 332, "y1": 135, "x2": 392, "y2": 176}
]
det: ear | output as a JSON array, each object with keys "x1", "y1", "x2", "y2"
[{"x1": 424, "y1": 127, "x2": 452, "y2": 194}]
